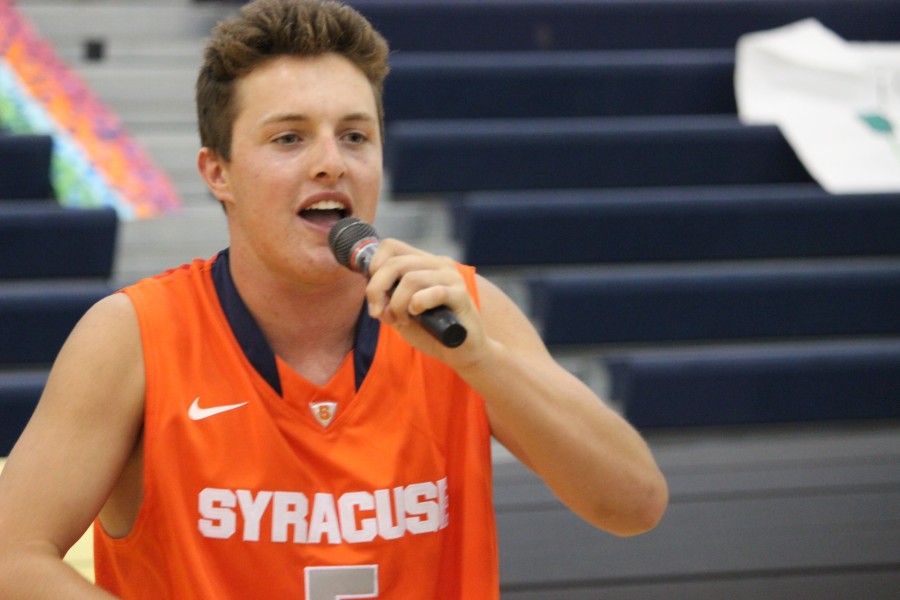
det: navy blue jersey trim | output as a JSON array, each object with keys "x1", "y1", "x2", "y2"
[
  {"x1": 211, "y1": 249, "x2": 378, "y2": 396},
  {"x1": 211, "y1": 249, "x2": 282, "y2": 396},
  {"x1": 353, "y1": 303, "x2": 379, "y2": 391}
]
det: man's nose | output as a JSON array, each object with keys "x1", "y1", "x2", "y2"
[{"x1": 310, "y1": 136, "x2": 346, "y2": 182}]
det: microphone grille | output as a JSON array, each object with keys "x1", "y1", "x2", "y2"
[{"x1": 328, "y1": 217, "x2": 378, "y2": 268}]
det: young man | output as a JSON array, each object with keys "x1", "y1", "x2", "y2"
[{"x1": 0, "y1": 1, "x2": 667, "y2": 598}]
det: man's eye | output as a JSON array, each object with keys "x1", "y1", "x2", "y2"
[
  {"x1": 275, "y1": 133, "x2": 300, "y2": 144},
  {"x1": 344, "y1": 131, "x2": 368, "y2": 144}
]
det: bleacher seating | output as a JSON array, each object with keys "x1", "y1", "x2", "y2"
[
  {"x1": 385, "y1": 49, "x2": 738, "y2": 121},
  {"x1": 608, "y1": 340, "x2": 900, "y2": 428},
  {"x1": 364, "y1": 0, "x2": 900, "y2": 431},
  {"x1": 8, "y1": 1, "x2": 900, "y2": 597},
  {"x1": 387, "y1": 116, "x2": 813, "y2": 194},
  {"x1": 353, "y1": 0, "x2": 900, "y2": 52},
  {"x1": 0, "y1": 134, "x2": 54, "y2": 201},
  {"x1": 0, "y1": 135, "x2": 116, "y2": 455},
  {"x1": 528, "y1": 259, "x2": 900, "y2": 345},
  {"x1": 0, "y1": 281, "x2": 113, "y2": 365},
  {"x1": 454, "y1": 185, "x2": 900, "y2": 266},
  {"x1": 8, "y1": 1, "x2": 897, "y2": 442},
  {"x1": 0, "y1": 201, "x2": 118, "y2": 279}
]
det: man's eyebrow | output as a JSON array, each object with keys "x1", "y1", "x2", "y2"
[
  {"x1": 341, "y1": 113, "x2": 377, "y2": 123},
  {"x1": 260, "y1": 113, "x2": 309, "y2": 126},
  {"x1": 260, "y1": 112, "x2": 376, "y2": 126}
]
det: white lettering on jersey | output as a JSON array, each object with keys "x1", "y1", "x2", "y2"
[
  {"x1": 236, "y1": 489, "x2": 272, "y2": 542},
  {"x1": 339, "y1": 491, "x2": 377, "y2": 544},
  {"x1": 437, "y1": 477, "x2": 450, "y2": 530},
  {"x1": 198, "y1": 488, "x2": 237, "y2": 539},
  {"x1": 308, "y1": 493, "x2": 342, "y2": 545},
  {"x1": 198, "y1": 478, "x2": 449, "y2": 545},
  {"x1": 374, "y1": 487, "x2": 405, "y2": 540},
  {"x1": 272, "y1": 491, "x2": 308, "y2": 543},
  {"x1": 404, "y1": 482, "x2": 439, "y2": 534}
]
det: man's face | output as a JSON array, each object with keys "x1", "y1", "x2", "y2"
[{"x1": 206, "y1": 53, "x2": 383, "y2": 283}]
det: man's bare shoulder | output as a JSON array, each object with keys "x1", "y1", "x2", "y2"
[
  {"x1": 38, "y1": 291, "x2": 145, "y2": 426},
  {"x1": 81, "y1": 291, "x2": 138, "y2": 331},
  {"x1": 0, "y1": 292, "x2": 146, "y2": 569}
]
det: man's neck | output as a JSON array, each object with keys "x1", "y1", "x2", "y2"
[{"x1": 229, "y1": 250, "x2": 367, "y2": 385}]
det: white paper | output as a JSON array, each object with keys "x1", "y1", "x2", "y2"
[{"x1": 735, "y1": 19, "x2": 900, "y2": 194}]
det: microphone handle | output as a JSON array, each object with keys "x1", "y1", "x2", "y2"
[
  {"x1": 416, "y1": 305, "x2": 468, "y2": 348},
  {"x1": 346, "y1": 230, "x2": 468, "y2": 348}
]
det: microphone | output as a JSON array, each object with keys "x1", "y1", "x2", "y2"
[{"x1": 329, "y1": 217, "x2": 468, "y2": 348}]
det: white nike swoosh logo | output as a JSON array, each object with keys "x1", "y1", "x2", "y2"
[{"x1": 188, "y1": 397, "x2": 249, "y2": 421}]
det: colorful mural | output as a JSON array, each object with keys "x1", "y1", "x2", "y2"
[{"x1": 0, "y1": 0, "x2": 180, "y2": 218}]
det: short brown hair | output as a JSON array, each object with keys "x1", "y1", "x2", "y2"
[{"x1": 196, "y1": 0, "x2": 390, "y2": 160}]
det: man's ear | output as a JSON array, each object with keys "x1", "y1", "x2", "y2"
[{"x1": 197, "y1": 147, "x2": 232, "y2": 204}]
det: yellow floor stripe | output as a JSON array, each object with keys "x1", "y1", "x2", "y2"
[{"x1": 0, "y1": 458, "x2": 95, "y2": 581}]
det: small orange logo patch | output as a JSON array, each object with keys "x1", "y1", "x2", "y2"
[{"x1": 309, "y1": 401, "x2": 338, "y2": 428}]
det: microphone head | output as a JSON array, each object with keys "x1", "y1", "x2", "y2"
[{"x1": 328, "y1": 217, "x2": 379, "y2": 271}]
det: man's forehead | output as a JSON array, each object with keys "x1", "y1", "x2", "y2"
[{"x1": 233, "y1": 54, "x2": 377, "y2": 120}]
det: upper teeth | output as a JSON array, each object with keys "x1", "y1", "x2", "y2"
[{"x1": 306, "y1": 200, "x2": 344, "y2": 210}]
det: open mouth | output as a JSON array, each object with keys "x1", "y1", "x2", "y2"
[{"x1": 298, "y1": 199, "x2": 349, "y2": 227}]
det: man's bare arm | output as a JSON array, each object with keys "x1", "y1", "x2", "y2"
[
  {"x1": 463, "y1": 276, "x2": 668, "y2": 536},
  {"x1": 364, "y1": 240, "x2": 667, "y2": 535},
  {"x1": 0, "y1": 293, "x2": 144, "y2": 598}
]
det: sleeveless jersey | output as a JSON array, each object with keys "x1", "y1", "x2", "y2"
[{"x1": 93, "y1": 250, "x2": 498, "y2": 599}]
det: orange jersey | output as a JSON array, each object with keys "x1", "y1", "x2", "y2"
[{"x1": 94, "y1": 251, "x2": 498, "y2": 599}]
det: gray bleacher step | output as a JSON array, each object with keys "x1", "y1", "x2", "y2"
[
  {"x1": 494, "y1": 424, "x2": 900, "y2": 511},
  {"x1": 17, "y1": 0, "x2": 199, "y2": 4},
  {"x1": 500, "y1": 500, "x2": 899, "y2": 599},
  {"x1": 113, "y1": 196, "x2": 458, "y2": 286},
  {"x1": 109, "y1": 113, "x2": 198, "y2": 135},
  {"x1": 494, "y1": 420, "x2": 900, "y2": 507},
  {"x1": 114, "y1": 203, "x2": 228, "y2": 285},
  {"x1": 48, "y1": 39, "x2": 206, "y2": 68},
  {"x1": 16, "y1": 3, "x2": 232, "y2": 44},
  {"x1": 135, "y1": 132, "x2": 201, "y2": 182},
  {"x1": 129, "y1": 132, "x2": 205, "y2": 210},
  {"x1": 495, "y1": 421, "x2": 900, "y2": 598},
  {"x1": 77, "y1": 66, "x2": 198, "y2": 122},
  {"x1": 13, "y1": 0, "x2": 223, "y2": 213}
]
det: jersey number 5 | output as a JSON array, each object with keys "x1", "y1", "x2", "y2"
[{"x1": 305, "y1": 565, "x2": 379, "y2": 599}]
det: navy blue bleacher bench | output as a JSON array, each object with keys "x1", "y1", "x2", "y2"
[
  {"x1": 607, "y1": 339, "x2": 900, "y2": 428},
  {"x1": 0, "y1": 279, "x2": 108, "y2": 453},
  {"x1": 527, "y1": 259, "x2": 900, "y2": 346},
  {"x1": 349, "y1": 0, "x2": 900, "y2": 52},
  {"x1": 385, "y1": 49, "x2": 737, "y2": 121},
  {"x1": 0, "y1": 281, "x2": 112, "y2": 365},
  {"x1": 0, "y1": 370, "x2": 48, "y2": 456},
  {"x1": 386, "y1": 116, "x2": 813, "y2": 195},
  {"x1": 453, "y1": 185, "x2": 900, "y2": 266},
  {"x1": 0, "y1": 134, "x2": 54, "y2": 201},
  {"x1": 0, "y1": 202, "x2": 118, "y2": 279}
]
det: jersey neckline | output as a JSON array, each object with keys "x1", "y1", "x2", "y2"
[{"x1": 210, "y1": 248, "x2": 379, "y2": 398}]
